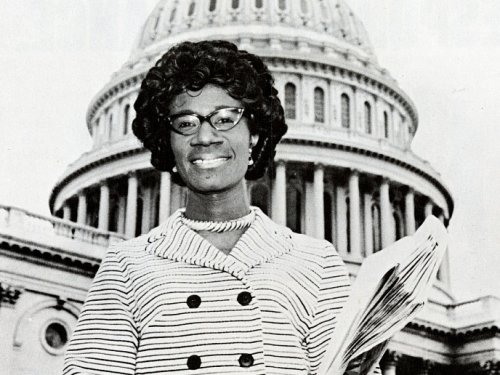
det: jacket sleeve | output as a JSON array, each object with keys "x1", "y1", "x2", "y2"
[
  {"x1": 306, "y1": 246, "x2": 382, "y2": 375},
  {"x1": 63, "y1": 246, "x2": 138, "y2": 375}
]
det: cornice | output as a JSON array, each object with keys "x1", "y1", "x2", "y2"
[
  {"x1": 0, "y1": 235, "x2": 100, "y2": 277},
  {"x1": 406, "y1": 320, "x2": 499, "y2": 339}
]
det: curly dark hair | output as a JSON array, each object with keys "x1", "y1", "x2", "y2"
[{"x1": 132, "y1": 40, "x2": 287, "y2": 181}]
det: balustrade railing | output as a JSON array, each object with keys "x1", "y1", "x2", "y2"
[{"x1": 0, "y1": 204, "x2": 127, "y2": 248}]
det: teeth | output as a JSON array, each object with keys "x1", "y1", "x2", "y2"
[{"x1": 192, "y1": 157, "x2": 227, "y2": 165}]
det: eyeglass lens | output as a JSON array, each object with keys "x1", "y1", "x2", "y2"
[{"x1": 169, "y1": 108, "x2": 244, "y2": 135}]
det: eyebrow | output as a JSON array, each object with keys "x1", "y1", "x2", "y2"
[{"x1": 168, "y1": 105, "x2": 238, "y2": 117}]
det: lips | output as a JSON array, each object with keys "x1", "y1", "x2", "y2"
[{"x1": 190, "y1": 155, "x2": 230, "y2": 169}]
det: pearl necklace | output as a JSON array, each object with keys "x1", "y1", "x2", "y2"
[{"x1": 180, "y1": 209, "x2": 256, "y2": 233}]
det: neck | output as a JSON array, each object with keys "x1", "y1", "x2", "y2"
[{"x1": 184, "y1": 181, "x2": 250, "y2": 222}]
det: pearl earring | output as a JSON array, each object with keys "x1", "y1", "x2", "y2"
[
  {"x1": 172, "y1": 166, "x2": 178, "y2": 173},
  {"x1": 248, "y1": 148, "x2": 254, "y2": 166}
]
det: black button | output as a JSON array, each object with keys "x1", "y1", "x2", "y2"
[
  {"x1": 186, "y1": 294, "x2": 201, "y2": 308},
  {"x1": 239, "y1": 353, "x2": 254, "y2": 368},
  {"x1": 187, "y1": 355, "x2": 201, "y2": 370},
  {"x1": 237, "y1": 291, "x2": 252, "y2": 306}
]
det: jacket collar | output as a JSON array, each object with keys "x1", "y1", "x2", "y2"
[{"x1": 144, "y1": 207, "x2": 294, "y2": 279}]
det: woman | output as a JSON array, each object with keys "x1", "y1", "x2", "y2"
[{"x1": 63, "y1": 40, "x2": 367, "y2": 375}]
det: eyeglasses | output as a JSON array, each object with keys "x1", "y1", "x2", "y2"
[{"x1": 167, "y1": 107, "x2": 246, "y2": 135}]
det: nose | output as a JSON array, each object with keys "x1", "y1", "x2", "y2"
[{"x1": 191, "y1": 119, "x2": 221, "y2": 146}]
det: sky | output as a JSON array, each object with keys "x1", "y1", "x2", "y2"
[{"x1": 0, "y1": 1, "x2": 498, "y2": 302}]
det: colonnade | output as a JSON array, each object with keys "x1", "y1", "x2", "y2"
[
  {"x1": 268, "y1": 163, "x2": 441, "y2": 259},
  {"x1": 63, "y1": 171, "x2": 169, "y2": 237},
  {"x1": 60, "y1": 163, "x2": 445, "y2": 260}
]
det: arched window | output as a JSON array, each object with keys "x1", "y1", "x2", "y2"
[
  {"x1": 314, "y1": 87, "x2": 325, "y2": 123},
  {"x1": 364, "y1": 101, "x2": 372, "y2": 134},
  {"x1": 401, "y1": 116, "x2": 407, "y2": 143},
  {"x1": 209, "y1": 0, "x2": 216, "y2": 12},
  {"x1": 278, "y1": 0, "x2": 286, "y2": 10},
  {"x1": 286, "y1": 187, "x2": 302, "y2": 233},
  {"x1": 250, "y1": 184, "x2": 269, "y2": 215},
  {"x1": 123, "y1": 104, "x2": 130, "y2": 135},
  {"x1": 285, "y1": 83, "x2": 297, "y2": 119},
  {"x1": 324, "y1": 192, "x2": 333, "y2": 242},
  {"x1": 341, "y1": 93, "x2": 350, "y2": 128},
  {"x1": 108, "y1": 113, "x2": 113, "y2": 140},
  {"x1": 371, "y1": 204, "x2": 381, "y2": 252},
  {"x1": 169, "y1": 7, "x2": 177, "y2": 22},
  {"x1": 93, "y1": 121, "x2": 100, "y2": 145},
  {"x1": 188, "y1": 1, "x2": 196, "y2": 16},
  {"x1": 255, "y1": 0, "x2": 263, "y2": 9},
  {"x1": 231, "y1": 0, "x2": 239, "y2": 9},
  {"x1": 383, "y1": 111, "x2": 389, "y2": 138}
]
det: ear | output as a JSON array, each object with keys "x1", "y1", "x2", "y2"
[{"x1": 250, "y1": 134, "x2": 259, "y2": 148}]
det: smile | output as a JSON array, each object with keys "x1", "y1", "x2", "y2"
[{"x1": 191, "y1": 156, "x2": 230, "y2": 168}]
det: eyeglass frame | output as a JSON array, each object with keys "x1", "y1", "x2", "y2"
[{"x1": 166, "y1": 107, "x2": 248, "y2": 135}]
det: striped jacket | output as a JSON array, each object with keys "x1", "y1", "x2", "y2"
[{"x1": 63, "y1": 207, "x2": 353, "y2": 375}]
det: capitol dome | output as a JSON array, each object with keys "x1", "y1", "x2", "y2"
[
  {"x1": 6, "y1": 3, "x2": 500, "y2": 375},
  {"x1": 130, "y1": 0, "x2": 377, "y2": 65},
  {"x1": 51, "y1": 0, "x2": 452, "y2": 296}
]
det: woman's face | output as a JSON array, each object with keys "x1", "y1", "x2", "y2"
[{"x1": 169, "y1": 84, "x2": 258, "y2": 194}]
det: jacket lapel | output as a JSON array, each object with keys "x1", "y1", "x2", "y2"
[{"x1": 144, "y1": 207, "x2": 294, "y2": 279}]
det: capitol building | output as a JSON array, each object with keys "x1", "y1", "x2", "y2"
[{"x1": 0, "y1": 1, "x2": 498, "y2": 374}]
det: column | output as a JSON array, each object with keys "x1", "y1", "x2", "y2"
[
  {"x1": 62, "y1": 204, "x2": 71, "y2": 221},
  {"x1": 98, "y1": 182, "x2": 110, "y2": 231},
  {"x1": 141, "y1": 187, "x2": 152, "y2": 234},
  {"x1": 380, "y1": 178, "x2": 392, "y2": 248},
  {"x1": 335, "y1": 186, "x2": 348, "y2": 255},
  {"x1": 425, "y1": 200, "x2": 434, "y2": 217},
  {"x1": 373, "y1": 96, "x2": 379, "y2": 137},
  {"x1": 314, "y1": 164, "x2": 324, "y2": 239},
  {"x1": 349, "y1": 170, "x2": 361, "y2": 257},
  {"x1": 364, "y1": 193, "x2": 373, "y2": 257},
  {"x1": 405, "y1": 188, "x2": 416, "y2": 235},
  {"x1": 125, "y1": 172, "x2": 138, "y2": 237},
  {"x1": 159, "y1": 171, "x2": 171, "y2": 223},
  {"x1": 117, "y1": 196, "x2": 126, "y2": 234},
  {"x1": 272, "y1": 161, "x2": 287, "y2": 226},
  {"x1": 77, "y1": 192, "x2": 87, "y2": 225},
  {"x1": 381, "y1": 351, "x2": 401, "y2": 375}
]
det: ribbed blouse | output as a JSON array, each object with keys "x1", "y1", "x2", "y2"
[{"x1": 63, "y1": 207, "x2": 356, "y2": 375}]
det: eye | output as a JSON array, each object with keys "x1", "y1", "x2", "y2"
[
  {"x1": 177, "y1": 121, "x2": 197, "y2": 129},
  {"x1": 171, "y1": 115, "x2": 199, "y2": 130},
  {"x1": 214, "y1": 116, "x2": 234, "y2": 124},
  {"x1": 211, "y1": 109, "x2": 240, "y2": 126}
]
